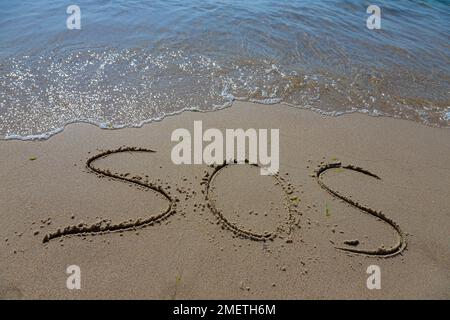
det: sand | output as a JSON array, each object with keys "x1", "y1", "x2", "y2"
[{"x1": 0, "y1": 101, "x2": 449, "y2": 299}]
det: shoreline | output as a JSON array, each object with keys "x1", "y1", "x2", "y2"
[
  {"x1": 1, "y1": 101, "x2": 449, "y2": 299},
  {"x1": 2, "y1": 100, "x2": 449, "y2": 142}
]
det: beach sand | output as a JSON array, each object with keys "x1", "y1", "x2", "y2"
[{"x1": 0, "y1": 101, "x2": 449, "y2": 299}]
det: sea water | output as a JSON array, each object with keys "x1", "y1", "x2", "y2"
[{"x1": 0, "y1": 0, "x2": 449, "y2": 139}]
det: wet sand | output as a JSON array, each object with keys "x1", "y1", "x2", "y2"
[{"x1": 0, "y1": 101, "x2": 449, "y2": 299}]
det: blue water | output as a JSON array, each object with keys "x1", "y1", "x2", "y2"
[{"x1": 0, "y1": 0, "x2": 449, "y2": 139}]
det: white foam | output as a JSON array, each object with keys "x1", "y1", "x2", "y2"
[
  {"x1": 444, "y1": 111, "x2": 450, "y2": 121},
  {"x1": 249, "y1": 98, "x2": 283, "y2": 105},
  {"x1": 2, "y1": 98, "x2": 241, "y2": 141},
  {"x1": 5, "y1": 127, "x2": 65, "y2": 141}
]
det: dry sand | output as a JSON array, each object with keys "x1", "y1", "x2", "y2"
[{"x1": 0, "y1": 101, "x2": 449, "y2": 299}]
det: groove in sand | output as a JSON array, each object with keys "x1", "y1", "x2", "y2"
[
  {"x1": 43, "y1": 147, "x2": 176, "y2": 243},
  {"x1": 315, "y1": 162, "x2": 407, "y2": 258},
  {"x1": 204, "y1": 160, "x2": 299, "y2": 242}
]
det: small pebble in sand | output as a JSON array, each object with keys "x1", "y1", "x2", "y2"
[
  {"x1": 344, "y1": 239, "x2": 360, "y2": 246},
  {"x1": 281, "y1": 266, "x2": 287, "y2": 271},
  {"x1": 33, "y1": 230, "x2": 39, "y2": 236}
]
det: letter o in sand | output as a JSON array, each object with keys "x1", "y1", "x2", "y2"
[{"x1": 205, "y1": 161, "x2": 297, "y2": 241}]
